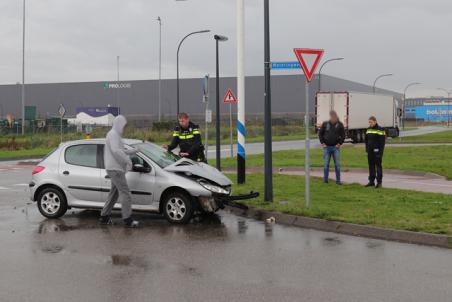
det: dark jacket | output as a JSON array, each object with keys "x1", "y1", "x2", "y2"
[
  {"x1": 168, "y1": 121, "x2": 203, "y2": 161},
  {"x1": 318, "y1": 121, "x2": 345, "y2": 146},
  {"x1": 365, "y1": 124, "x2": 386, "y2": 155}
]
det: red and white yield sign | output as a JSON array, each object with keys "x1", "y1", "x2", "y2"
[
  {"x1": 223, "y1": 88, "x2": 238, "y2": 103},
  {"x1": 293, "y1": 48, "x2": 325, "y2": 82}
]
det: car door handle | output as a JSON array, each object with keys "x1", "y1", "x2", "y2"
[
  {"x1": 105, "y1": 175, "x2": 111, "y2": 179},
  {"x1": 63, "y1": 171, "x2": 70, "y2": 175}
]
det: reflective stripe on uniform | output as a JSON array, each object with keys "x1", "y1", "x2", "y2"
[
  {"x1": 173, "y1": 131, "x2": 179, "y2": 137},
  {"x1": 179, "y1": 134, "x2": 194, "y2": 140},
  {"x1": 192, "y1": 129, "x2": 201, "y2": 135},
  {"x1": 366, "y1": 129, "x2": 385, "y2": 135}
]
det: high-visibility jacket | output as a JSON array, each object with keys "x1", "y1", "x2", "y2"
[
  {"x1": 365, "y1": 124, "x2": 386, "y2": 155},
  {"x1": 168, "y1": 121, "x2": 203, "y2": 161}
]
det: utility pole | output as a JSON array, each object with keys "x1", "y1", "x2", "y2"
[
  {"x1": 264, "y1": 0, "x2": 273, "y2": 201},
  {"x1": 237, "y1": 0, "x2": 246, "y2": 184},
  {"x1": 157, "y1": 16, "x2": 162, "y2": 122},
  {"x1": 21, "y1": 0, "x2": 26, "y2": 135}
]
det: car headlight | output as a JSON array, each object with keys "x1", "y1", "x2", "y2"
[{"x1": 199, "y1": 181, "x2": 229, "y2": 195}]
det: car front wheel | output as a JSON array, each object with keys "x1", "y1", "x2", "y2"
[
  {"x1": 162, "y1": 191, "x2": 193, "y2": 224},
  {"x1": 37, "y1": 187, "x2": 68, "y2": 219}
]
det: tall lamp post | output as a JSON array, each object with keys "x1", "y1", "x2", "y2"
[
  {"x1": 318, "y1": 57, "x2": 344, "y2": 92},
  {"x1": 437, "y1": 88, "x2": 452, "y2": 126},
  {"x1": 373, "y1": 73, "x2": 393, "y2": 94},
  {"x1": 264, "y1": 0, "x2": 273, "y2": 202},
  {"x1": 116, "y1": 55, "x2": 120, "y2": 114},
  {"x1": 157, "y1": 16, "x2": 162, "y2": 122},
  {"x1": 214, "y1": 34, "x2": 228, "y2": 171},
  {"x1": 402, "y1": 82, "x2": 421, "y2": 130},
  {"x1": 21, "y1": 0, "x2": 26, "y2": 135},
  {"x1": 176, "y1": 30, "x2": 210, "y2": 116}
]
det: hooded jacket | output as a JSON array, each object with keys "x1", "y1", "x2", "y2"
[{"x1": 104, "y1": 115, "x2": 135, "y2": 172}]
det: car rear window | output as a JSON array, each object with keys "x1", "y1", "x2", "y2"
[{"x1": 65, "y1": 144, "x2": 98, "y2": 168}]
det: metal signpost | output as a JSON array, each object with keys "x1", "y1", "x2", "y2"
[
  {"x1": 293, "y1": 48, "x2": 324, "y2": 208},
  {"x1": 58, "y1": 104, "x2": 66, "y2": 143},
  {"x1": 224, "y1": 89, "x2": 238, "y2": 158},
  {"x1": 203, "y1": 75, "x2": 210, "y2": 160}
]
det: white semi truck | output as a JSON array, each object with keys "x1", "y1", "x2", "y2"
[{"x1": 315, "y1": 92, "x2": 402, "y2": 143}]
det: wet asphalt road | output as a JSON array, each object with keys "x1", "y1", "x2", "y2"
[{"x1": 1, "y1": 164, "x2": 452, "y2": 302}]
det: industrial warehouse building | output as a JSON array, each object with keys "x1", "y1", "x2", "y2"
[
  {"x1": 0, "y1": 74, "x2": 401, "y2": 120},
  {"x1": 404, "y1": 97, "x2": 452, "y2": 122}
]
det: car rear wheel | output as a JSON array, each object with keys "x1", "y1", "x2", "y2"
[
  {"x1": 37, "y1": 187, "x2": 68, "y2": 219},
  {"x1": 162, "y1": 191, "x2": 193, "y2": 224}
]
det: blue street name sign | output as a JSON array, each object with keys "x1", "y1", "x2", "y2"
[{"x1": 271, "y1": 61, "x2": 301, "y2": 69}]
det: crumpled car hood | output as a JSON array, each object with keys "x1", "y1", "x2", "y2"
[{"x1": 164, "y1": 158, "x2": 232, "y2": 186}]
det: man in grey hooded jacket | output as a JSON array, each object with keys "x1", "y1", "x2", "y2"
[{"x1": 99, "y1": 115, "x2": 139, "y2": 227}]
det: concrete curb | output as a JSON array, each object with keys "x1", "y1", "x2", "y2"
[{"x1": 226, "y1": 206, "x2": 452, "y2": 249}]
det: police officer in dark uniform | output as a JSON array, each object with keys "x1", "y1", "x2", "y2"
[
  {"x1": 164, "y1": 113, "x2": 206, "y2": 162},
  {"x1": 365, "y1": 116, "x2": 386, "y2": 188}
]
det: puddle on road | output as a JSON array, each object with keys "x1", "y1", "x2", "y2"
[
  {"x1": 322, "y1": 237, "x2": 342, "y2": 246},
  {"x1": 366, "y1": 241, "x2": 383, "y2": 249},
  {"x1": 110, "y1": 255, "x2": 149, "y2": 269},
  {"x1": 41, "y1": 244, "x2": 64, "y2": 254}
]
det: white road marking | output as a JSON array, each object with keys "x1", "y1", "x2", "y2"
[
  {"x1": 0, "y1": 187, "x2": 9, "y2": 190},
  {"x1": 13, "y1": 184, "x2": 29, "y2": 187}
]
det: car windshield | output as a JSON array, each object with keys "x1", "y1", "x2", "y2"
[{"x1": 131, "y1": 142, "x2": 180, "y2": 168}]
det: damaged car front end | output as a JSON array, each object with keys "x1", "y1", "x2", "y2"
[{"x1": 163, "y1": 157, "x2": 258, "y2": 214}]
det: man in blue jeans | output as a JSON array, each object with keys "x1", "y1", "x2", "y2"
[{"x1": 318, "y1": 111, "x2": 345, "y2": 184}]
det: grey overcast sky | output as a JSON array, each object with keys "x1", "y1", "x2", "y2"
[{"x1": 0, "y1": 0, "x2": 451, "y2": 97}]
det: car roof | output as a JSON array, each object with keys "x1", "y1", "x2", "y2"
[{"x1": 59, "y1": 138, "x2": 143, "y2": 147}]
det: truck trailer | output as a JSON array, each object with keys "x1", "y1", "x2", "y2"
[{"x1": 315, "y1": 92, "x2": 402, "y2": 143}]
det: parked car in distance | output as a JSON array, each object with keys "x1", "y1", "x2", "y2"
[{"x1": 29, "y1": 139, "x2": 256, "y2": 224}]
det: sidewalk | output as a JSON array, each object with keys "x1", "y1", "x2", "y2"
[{"x1": 227, "y1": 167, "x2": 452, "y2": 195}]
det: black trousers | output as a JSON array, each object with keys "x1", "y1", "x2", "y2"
[{"x1": 368, "y1": 152, "x2": 383, "y2": 184}]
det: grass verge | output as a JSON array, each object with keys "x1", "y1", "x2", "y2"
[
  {"x1": 0, "y1": 148, "x2": 53, "y2": 161},
  {"x1": 390, "y1": 129, "x2": 452, "y2": 143},
  {"x1": 218, "y1": 145, "x2": 452, "y2": 179},
  {"x1": 229, "y1": 173, "x2": 452, "y2": 235}
]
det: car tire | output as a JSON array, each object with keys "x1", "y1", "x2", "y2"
[
  {"x1": 162, "y1": 191, "x2": 193, "y2": 224},
  {"x1": 37, "y1": 187, "x2": 68, "y2": 219}
]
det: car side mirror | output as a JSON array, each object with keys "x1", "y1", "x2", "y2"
[{"x1": 132, "y1": 164, "x2": 151, "y2": 173}]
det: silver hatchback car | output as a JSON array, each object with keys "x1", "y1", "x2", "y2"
[{"x1": 29, "y1": 139, "x2": 253, "y2": 224}]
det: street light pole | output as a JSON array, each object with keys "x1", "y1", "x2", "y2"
[
  {"x1": 318, "y1": 57, "x2": 344, "y2": 92},
  {"x1": 264, "y1": 0, "x2": 273, "y2": 202},
  {"x1": 214, "y1": 35, "x2": 228, "y2": 171},
  {"x1": 372, "y1": 73, "x2": 393, "y2": 94},
  {"x1": 157, "y1": 17, "x2": 162, "y2": 122},
  {"x1": 116, "y1": 55, "x2": 120, "y2": 114},
  {"x1": 402, "y1": 82, "x2": 421, "y2": 130},
  {"x1": 176, "y1": 30, "x2": 210, "y2": 116},
  {"x1": 21, "y1": 0, "x2": 26, "y2": 135},
  {"x1": 437, "y1": 88, "x2": 452, "y2": 126}
]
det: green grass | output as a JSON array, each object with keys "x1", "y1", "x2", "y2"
[
  {"x1": 391, "y1": 129, "x2": 452, "y2": 143},
  {"x1": 218, "y1": 145, "x2": 452, "y2": 179},
  {"x1": 229, "y1": 173, "x2": 452, "y2": 235},
  {"x1": 0, "y1": 148, "x2": 53, "y2": 161}
]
